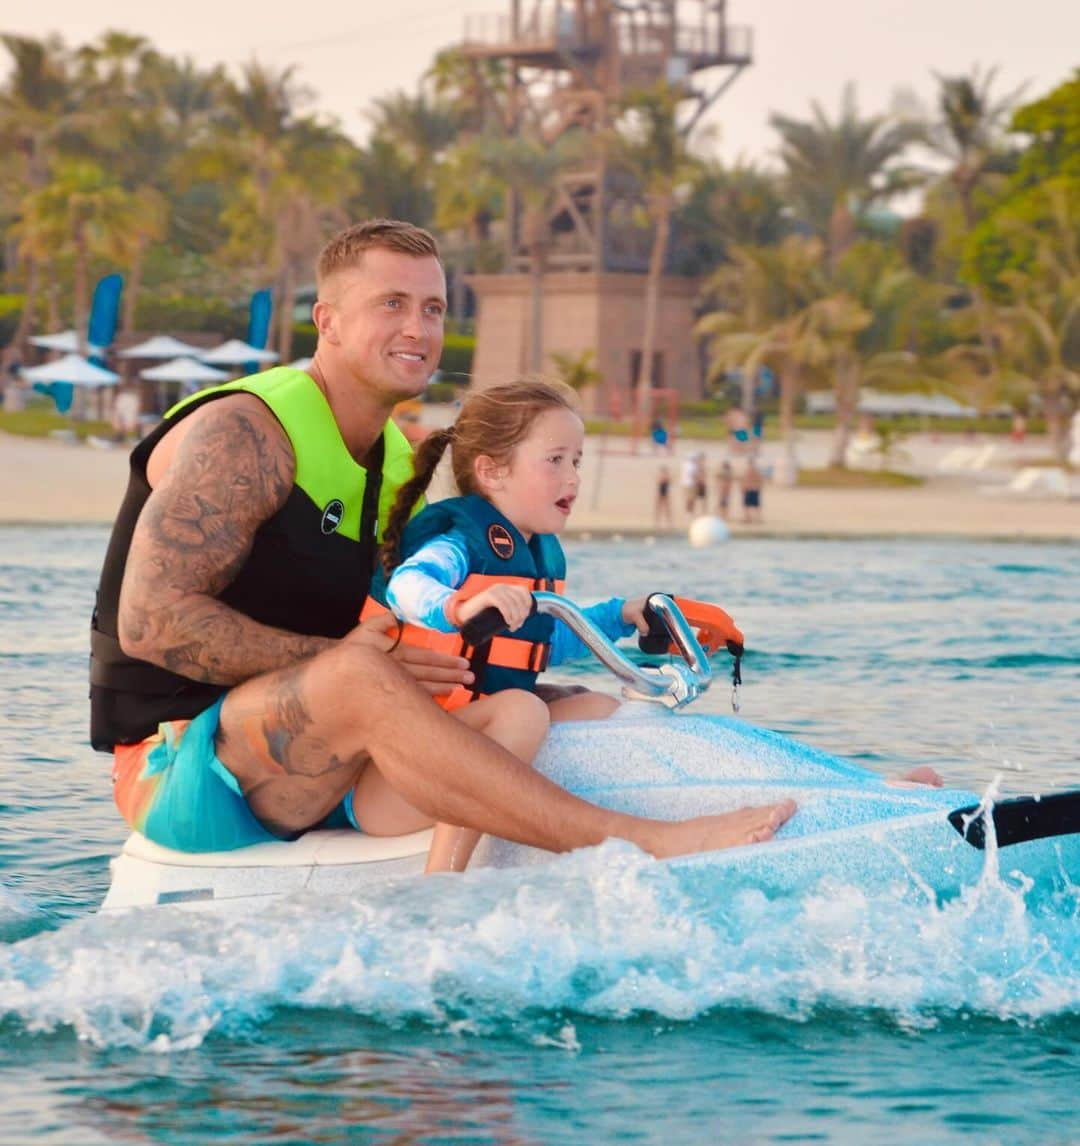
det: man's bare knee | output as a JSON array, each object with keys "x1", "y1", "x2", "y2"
[{"x1": 316, "y1": 641, "x2": 420, "y2": 715}]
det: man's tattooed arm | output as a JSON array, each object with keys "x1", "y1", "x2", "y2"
[{"x1": 118, "y1": 395, "x2": 334, "y2": 684}]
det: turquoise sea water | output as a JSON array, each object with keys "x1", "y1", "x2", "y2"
[{"x1": 1, "y1": 525, "x2": 1078, "y2": 1144}]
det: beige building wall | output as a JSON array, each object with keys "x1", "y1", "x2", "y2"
[{"x1": 467, "y1": 272, "x2": 703, "y2": 416}]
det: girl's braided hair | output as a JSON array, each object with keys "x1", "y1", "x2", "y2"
[{"x1": 380, "y1": 378, "x2": 579, "y2": 578}]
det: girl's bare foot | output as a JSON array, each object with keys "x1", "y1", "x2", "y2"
[{"x1": 886, "y1": 766, "x2": 944, "y2": 789}]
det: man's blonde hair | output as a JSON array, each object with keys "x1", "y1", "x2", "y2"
[{"x1": 316, "y1": 219, "x2": 440, "y2": 290}]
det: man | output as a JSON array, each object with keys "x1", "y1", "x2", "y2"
[{"x1": 90, "y1": 219, "x2": 795, "y2": 858}]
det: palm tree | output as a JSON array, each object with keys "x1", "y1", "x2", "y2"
[
  {"x1": 271, "y1": 122, "x2": 353, "y2": 359},
  {"x1": 922, "y1": 67, "x2": 1026, "y2": 391},
  {"x1": 928, "y1": 66, "x2": 1024, "y2": 233},
  {"x1": 608, "y1": 82, "x2": 702, "y2": 434},
  {"x1": 770, "y1": 85, "x2": 923, "y2": 265},
  {"x1": 991, "y1": 189, "x2": 1080, "y2": 461},
  {"x1": 195, "y1": 62, "x2": 354, "y2": 356},
  {"x1": 425, "y1": 47, "x2": 507, "y2": 135},
  {"x1": 22, "y1": 160, "x2": 133, "y2": 342},
  {"x1": 697, "y1": 237, "x2": 835, "y2": 479},
  {"x1": 0, "y1": 34, "x2": 75, "y2": 365},
  {"x1": 683, "y1": 159, "x2": 789, "y2": 260},
  {"x1": 550, "y1": 348, "x2": 602, "y2": 396},
  {"x1": 0, "y1": 34, "x2": 74, "y2": 191},
  {"x1": 481, "y1": 128, "x2": 585, "y2": 372},
  {"x1": 117, "y1": 186, "x2": 170, "y2": 333},
  {"x1": 366, "y1": 90, "x2": 461, "y2": 166},
  {"x1": 825, "y1": 240, "x2": 946, "y2": 465},
  {"x1": 351, "y1": 136, "x2": 435, "y2": 228},
  {"x1": 434, "y1": 136, "x2": 505, "y2": 317}
]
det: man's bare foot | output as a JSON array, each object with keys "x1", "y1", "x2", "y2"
[
  {"x1": 642, "y1": 799, "x2": 798, "y2": 860},
  {"x1": 886, "y1": 766, "x2": 944, "y2": 789}
]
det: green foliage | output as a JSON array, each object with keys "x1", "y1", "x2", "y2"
[
  {"x1": 549, "y1": 348, "x2": 602, "y2": 392},
  {"x1": 134, "y1": 294, "x2": 246, "y2": 336},
  {"x1": 675, "y1": 160, "x2": 789, "y2": 273},
  {"x1": 0, "y1": 403, "x2": 111, "y2": 439},
  {"x1": 438, "y1": 331, "x2": 474, "y2": 381},
  {"x1": 1011, "y1": 71, "x2": 1080, "y2": 186},
  {"x1": 290, "y1": 322, "x2": 317, "y2": 358},
  {"x1": 797, "y1": 467, "x2": 922, "y2": 488},
  {"x1": 2, "y1": 28, "x2": 1077, "y2": 435},
  {"x1": 963, "y1": 72, "x2": 1080, "y2": 294},
  {"x1": 0, "y1": 294, "x2": 25, "y2": 346},
  {"x1": 769, "y1": 84, "x2": 923, "y2": 257},
  {"x1": 424, "y1": 380, "x2": 460, "y2": 404}
]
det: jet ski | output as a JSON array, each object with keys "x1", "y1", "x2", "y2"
[{"x1": 100, "y1": 594, "x2": 1080, "y2": 913}]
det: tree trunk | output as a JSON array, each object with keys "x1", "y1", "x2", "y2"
[
  {"x1": 635, "y1": 202, "x2": 672, "y2": 444},
  {"x1": 278, "y1": 262, "x2": 295, "y2": 362},
  {"x1": 828, "y1": 353, "x2": 861, "y2": 468},
  {"x1": 828, "y1": 202, "x2": 856, "y2": 267},
  {"x1": 451, "y1": 257, "x2": 467, "y2": 324},
  {"x1": 45, "y1": 257, "x2": 61, "y2": 332},
  {"x1": 1042, "y1": 378, "x2": 1069, "y2": 464},
  {"x1": 122, "y1": 242, "x2": 145, "y2": 334},
  {"x1": 72, "y1": 229, "x2": 90, "y2": 352},
  {"x1": 519, "y1": 205, "x2": 548, "y2": 373},
  {"x1": 774, "y1": 361, "x2": 801, "y2": 486},
  {"x1": 4, "y1": 257, "x2": 40, "y2": 370},
  {"x1": 528, "y1": 249, "x2": 545, "y2": 372},
  {"x1": 779, "y1": 362, "x2": 798, "y2": 443}
]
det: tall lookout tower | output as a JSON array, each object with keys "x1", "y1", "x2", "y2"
[{"x1": 457, "y1": 0, "x2": 752, "y2": 414}]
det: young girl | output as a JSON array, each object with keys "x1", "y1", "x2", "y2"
[{"x1": 366, "y1": 379, "x2": 652, "y2": 872}]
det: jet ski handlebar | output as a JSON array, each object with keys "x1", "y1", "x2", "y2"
[{"x1": 459, "y1": 591, "x2": 715, "y2": 709}]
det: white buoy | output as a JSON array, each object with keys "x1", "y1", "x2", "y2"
[{"x1": 688, "y1": 515, "x2": 730, "y2": 547}]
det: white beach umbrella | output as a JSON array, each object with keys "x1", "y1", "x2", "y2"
[
  {"x1": 119, "y1": 335, "x2": 207, "y2": 359},
  {"x1": 21, "y1": 353, "x2": 120, "y2": 387},
  {"x1": 139, "y1": 357, "x2": 232, "y2": 384},
  {"x1": 199, "y1": 339, "x2": 280, "y2": 366},
  {"x1": 287, "y1": 356, "x2": 313, "y2": 371},
  {"x1": 29, "y1": 329, "x2": 106, "y2": 356}
]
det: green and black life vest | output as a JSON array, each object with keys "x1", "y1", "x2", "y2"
[{"x1": 89, "y1": 366, "x2": 414, "y2": 750}]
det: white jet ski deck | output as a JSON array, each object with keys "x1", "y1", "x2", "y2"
[
  {"x1": 101, "y1": 594, "x2": 1080, "y2": 913},
  {"x1": 102, "y1": 828, "x2": 433, "y2": 912}
]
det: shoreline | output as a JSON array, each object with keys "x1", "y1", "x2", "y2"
[{"x1": 2, "y1": 429, "x2": 1077, "y2": 543}]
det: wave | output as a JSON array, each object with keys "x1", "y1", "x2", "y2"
[{"x1": 0, "y1": 842, "x2": 1076, "y2": 1052}]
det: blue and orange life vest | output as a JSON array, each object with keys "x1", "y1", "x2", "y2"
[{"x1": 364, "y1": 495, "x2": 566, "y2": 708}]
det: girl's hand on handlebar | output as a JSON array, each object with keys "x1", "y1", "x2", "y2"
[
  {"x1": 620, "y1": 595, "x2": 652, "y2": 636},
  {"x1": 453, "y1": 584, "x2": 534, "y2": 633}
]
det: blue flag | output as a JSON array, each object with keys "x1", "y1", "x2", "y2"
[
  {"x1": 246, "y1": 289, "x2": 273, "y2": 350},
  {"x1": 33, "y1": 382, "x2": 75, "y2": 413},
  {"x1": 245, "y1": 288, "x2": 274, "y2": 375},
  {"x1": 87, "y1": 273, "x2": 123, "y2": 366}
]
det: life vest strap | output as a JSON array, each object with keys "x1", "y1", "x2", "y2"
[{"x1": 360, "y1": 598, "x2": 551, "y2": 675}]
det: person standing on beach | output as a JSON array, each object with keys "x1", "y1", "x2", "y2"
[
  {"x1": 742, "y1": 456, "x2": 763, "y2": 524},
  {"x1": 715, "y1": 460, "x2": 733, "y2": 519},
  {"x1": 110, "y1": 383, "x2": 141, "y2": 444},
  {"x1": 681, "y1": 450, "x2": 707, "y2": 515},
  {"x1": 655, "y1": 463, "x2": 673, "y2": 528},
  {"x1": 89, "y1": 218, "x2": 795, "y2": 860}
]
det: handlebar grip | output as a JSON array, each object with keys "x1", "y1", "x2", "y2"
[
  {"x1": 638, "y1": 594, "x2": 672, "y2": 655},
  {"x1": 459, "y1": 595, "x2": 539, "y2": 646},
  {"x1": 459, "y1": 606, "x2": 509, "y2": 647}
]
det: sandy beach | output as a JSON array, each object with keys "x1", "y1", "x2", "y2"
[{"x1": 1, "y1": 427, "x2": 1077, "y2": 541}]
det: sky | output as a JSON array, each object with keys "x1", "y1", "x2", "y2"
[{"x1": 3, "y1": 0, "x2": 1078, "y2": 166}]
